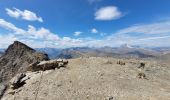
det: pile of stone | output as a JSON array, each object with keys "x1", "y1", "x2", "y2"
[{"x1": 27, "y1": 59, "x2": 68, "y2": 72}]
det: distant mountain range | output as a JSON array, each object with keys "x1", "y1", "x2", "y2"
[
  {"x1": 151, "y1": 47, "x2": 170, "y2": 54},
  {"x1": 36, "y1": 48, "x2": 61, "y2": 59},
  {"x1": 1, "y1": 44, "x2": 170, "y2": 59},
  {"x1": 0, "y1": 53, "x2": 2, "y2": 57},
  {"x1": 0, "y1": 49, "x2": 5, "y2": 57},
  {"x1": 35, "y1": 44, "x2": 169, "y2": 59}
]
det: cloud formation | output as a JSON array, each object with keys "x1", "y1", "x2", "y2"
[
  {"x1": 91, "y1": 28, "x2": 98, "y2": 33},
  {"x1": 6, "y1": 8, "x2": 43, "y2": 22},
  {"x1": 107, "y1": 21, "x2": 170, "y2": 47},
  {"x1": 74, "y1": 31, "x2": 82, "y2": 36},
  {"x1": 0, "y1": 19, "x2": 88, "y2": 48},
  {"x1": 0, "y1": 18, "x2": 170, "y2": 48},
  {"x1": 116, "y1": 21, "x2": 170, "y2": 35},
  {"x1": 95, "y1": 6, "x2": 123, "y2": 20}
]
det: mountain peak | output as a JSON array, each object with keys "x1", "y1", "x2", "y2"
[
  {"x1": 0, "y1": 41, "x2": 49, "y2": 83},
  {"x1": 10, "y1": 41, "x2": 34, "y2": 51},
  {"x1": 5, "y1": 41, "x2": 35, "y2": 56},
  {"x1": 120, "y1": 44, "x2": 133, "y2": 48}
]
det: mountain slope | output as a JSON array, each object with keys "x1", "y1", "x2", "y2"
[{"x1": 0, "y1": 41, "x2": 49, "y2": 83}]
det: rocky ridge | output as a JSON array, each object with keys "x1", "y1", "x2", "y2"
[{"x1": 0, "y1": 41, "x2": 49, "y2": 83}]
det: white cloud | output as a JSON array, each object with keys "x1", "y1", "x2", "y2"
[
  {"x1": 74, "y1": 31, "x2": 82, "y2": 36},
  {"x1": 135, "y1": 36, "x2": 170, "y2": 42},
  {"x1": 0, "y1": 34, "x2": 17, "y2": 48},
  {"x1": 90, "y1": 28, "x2": 107, "y2": 36},
  {"x1": 0, "y1": 19, "x2": 25, "y2": 34},
  {"x1": 0, "y1": 19, "x2": 59, "y2": 41},
  {"x1": 91, "y1": 28, "x2": 98, "y2": 33},
  {"x1": 0, "y1": 18, "x2": 60, "y2": 48},
  {"x1": 95, "y1": 6, "x2": 123, "y2": 20},
  {"x1": 6, "y1": 8, "x2": 20, "y2": 18},
  {"x1": 116, "y1": 22, "x2": 170, "y2": 35},
  {"x1": 27, "y1": 25, "x2": 60, "y2": 40},
  {"x1": 6, "y1": 8, "x2": 43, "y2": 22},
  {"x1": 0, "y1": 18, "x2": 170, "y2": 48},
  {"x1": 0, "y1": 19, "x2": 91, "y2": 48},
  {"x1": 107, "y1": 21, "x2": 170, "y2": 47}
]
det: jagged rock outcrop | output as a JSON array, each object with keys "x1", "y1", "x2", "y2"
[
  {"x1": 27, "y1": 59, "x2": 68, "y2": 72},
  {"x1": 0, "y1": 41, "x2": 49, "y2": 83},
  {"x1": 9, "y1": 73, "x2": 29, "y2": 90}
]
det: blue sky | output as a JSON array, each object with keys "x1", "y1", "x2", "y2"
[{"x1": 0, "y1": 0, "x2": 170, "y2": 48}]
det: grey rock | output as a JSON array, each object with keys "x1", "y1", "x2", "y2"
[
  {"x1": 0, "y1": 84, "x2": 7, "y2": 98},
  {"x1": 0, "y1": 41, "x2": 49, "y2": 83},
  {"x1": 10, "y1": 73, "x2": 27, "y2": 89}
]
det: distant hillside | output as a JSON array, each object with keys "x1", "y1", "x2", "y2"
[
  {"x1": 156, "y1": 53, "x2": 170, "y2": 64},
  {"x1": 38, "y1": 45, "x2": 161, "y2": 59},
  {"x1": 152, "y1": 47, "x2": 170, "y2": 54},
  {"x1": 36, "y1": 48, "x2": 61, "y2": 59},
  {"x1": 0, "y1": 52, "x2": 3, "y2": 57},
  {"x1": 1, "y1": 44, "x2": 168, "y2": 59},
  {"x1": 57, "y1": 47, "x2": 121, "y2": 59}
]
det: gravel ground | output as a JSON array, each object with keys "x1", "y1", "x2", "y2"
[{"x1": 2, "y1": 57, "x2": 170, "y2": 100}]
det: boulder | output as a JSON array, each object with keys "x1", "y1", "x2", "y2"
[{"x1": 10, "y1": 73, "x2": 28, "y2": 89}]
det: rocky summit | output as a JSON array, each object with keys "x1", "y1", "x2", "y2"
[
  {"x1": 0, "y1": 41, "x2": 170, "y2": 100},
  {"x1": 1, "y1": 57, "x2": 170, "y2": 100},
  {"x1": 0, "y1": 41, "x2": 49, "y2": 83}
]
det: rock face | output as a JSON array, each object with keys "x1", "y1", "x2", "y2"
[{"x1": 0, "y1": 41, "x2": 49, "y2": 83}]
